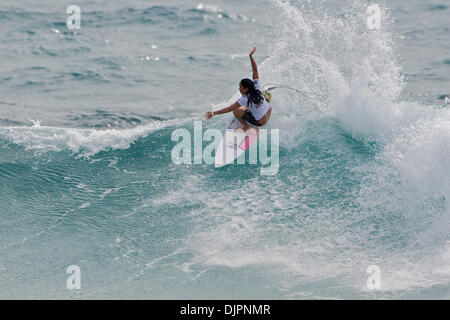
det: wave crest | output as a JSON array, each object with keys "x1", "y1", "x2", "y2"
[{"x1": 0, "y1": 119, "x2": 177, "y2": 157}]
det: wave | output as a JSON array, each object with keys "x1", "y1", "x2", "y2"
[
  {"x1": 385, "y1": 107, "x2": 450, "y2": 202},
  {"x1": 81, "y1": 4, "x2": 251, "y2": 28},
  {"x1": 427, "y1": 4, "x2": 447, "y2": 11},
  {"x1": 0, "y1": 8, "x2": 46, "y2": 21},
  {"x1": 191, "y1": 3, "x2": 253, "y2": 22},
  {"x1": 0, "y1": 118, "x2": 179, "y2": 157},
  {"x1": 175, "y1": 0, "x2": 450, "y2": 294}
]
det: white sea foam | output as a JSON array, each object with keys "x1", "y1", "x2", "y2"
[{"x1": 0, "y1": 118, "x2": 179, "y2": 157}]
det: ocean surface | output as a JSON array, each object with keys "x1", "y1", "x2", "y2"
[{"x1": 0, "y1": 0, "x2": 449, "y2": 299}]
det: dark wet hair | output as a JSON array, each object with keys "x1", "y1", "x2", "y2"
[{"x1": 240, "y1": 78, "x2": 263, "y2": 107}]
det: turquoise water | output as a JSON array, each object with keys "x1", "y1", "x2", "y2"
[{"x1": 0, "y1": 0, "x2": 449, "y2": 299}]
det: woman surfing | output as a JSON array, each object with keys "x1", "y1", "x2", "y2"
[{"x1": 204, "y1": 47, "x2": 272, "y2": 132}]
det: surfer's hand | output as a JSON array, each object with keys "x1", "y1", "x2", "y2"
[
  {"x1": 249, "y1": 47, "x2": 256, "y2": 57},
  {"x1": 204, "y1": 111, "x2": 214, "y2": 120}
]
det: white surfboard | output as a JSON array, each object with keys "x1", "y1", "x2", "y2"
[{"x1": 214, "y1": 117, "x2": 259, "y2": 168}]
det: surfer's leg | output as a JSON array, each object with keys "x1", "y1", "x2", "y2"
[{"x1": 233, "y1": 108, "x2": 250, "y2": 131}]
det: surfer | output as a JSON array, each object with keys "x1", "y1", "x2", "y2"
[{"x1": 204, "y1": 47, "x2": 272, "y2": 132}]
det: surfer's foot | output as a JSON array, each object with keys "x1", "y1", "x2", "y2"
[{"x1": 248, "y1": 127, "x2": 258, "y2": 135}]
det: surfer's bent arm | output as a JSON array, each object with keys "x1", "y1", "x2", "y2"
[
  {"x1": 249, "y1": 47, "x2": 259, "y2": 80},
  {"x1": 213, "y1": 102, "x2": 241, "y2": 116},
  {"x1": 204, "y1": 102, "x2": 240, "y2": 120}
]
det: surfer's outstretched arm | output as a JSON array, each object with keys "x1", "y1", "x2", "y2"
[
  {"x1": 204, "y1": 102, "x2": 240, "y2": 120},
  {"x1": 249, "y1": 47, "x2": 259, "y2": 80}
]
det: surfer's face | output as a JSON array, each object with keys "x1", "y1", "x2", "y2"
[{"x1": 239, "y1": 82, "x2": 248, "y2": 95}]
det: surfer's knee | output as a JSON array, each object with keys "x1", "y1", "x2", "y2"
[{"x1": 233, "y1": 109, "x2": 241, "y2": 117}]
